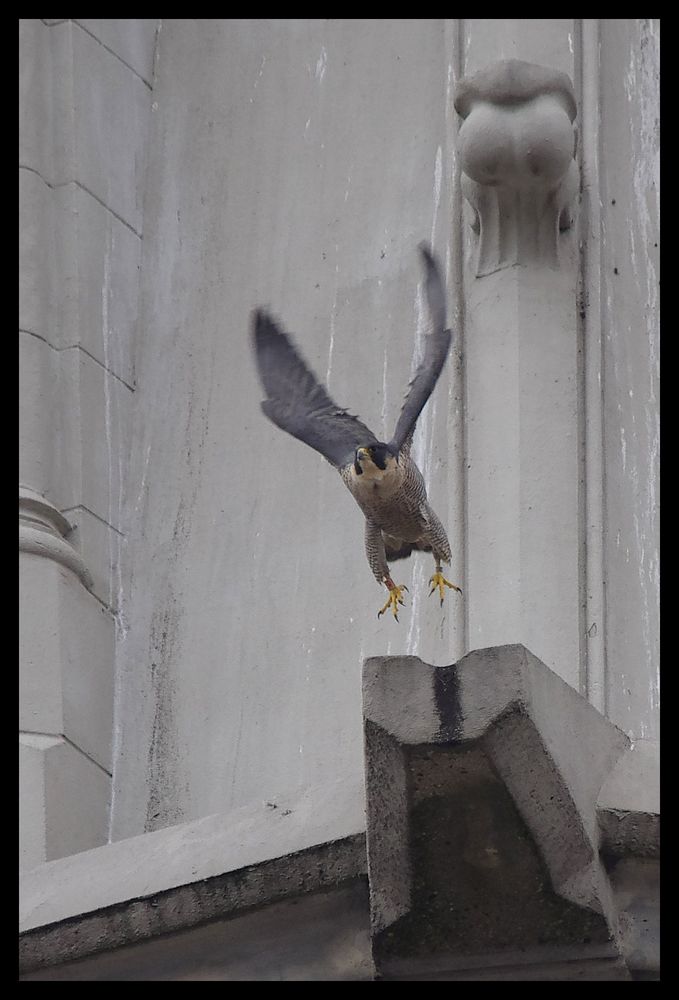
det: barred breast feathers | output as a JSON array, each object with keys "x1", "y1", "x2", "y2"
[{"x1": 342, "y1": 454, "x2": 430, "y2": 537}]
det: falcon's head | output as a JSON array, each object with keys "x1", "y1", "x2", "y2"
[{"x1": 354, "y1": 443, "x2": 397, "y2": 477}]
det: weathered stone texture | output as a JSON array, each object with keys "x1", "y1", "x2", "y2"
[{"x1": 363, "y1": 645, "x2": 630, "y2": 978}]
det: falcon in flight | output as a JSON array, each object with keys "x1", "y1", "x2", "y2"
[{"x1": 251, "y1": 244, "x2": 460, "y2": 621}]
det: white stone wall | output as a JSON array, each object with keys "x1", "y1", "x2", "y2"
[
  {"x1": 597, "y1": 20, "x2": 659, "y2": 741},
  {"x1": 19, "y1": 19, "x2": 658, "y2": 861},
  {"x1": 19, "y1": 19, "x2": 158, "y2": 865},
  {"x1": 110, "y1": 17, "x2": 464, "y2": 840}
]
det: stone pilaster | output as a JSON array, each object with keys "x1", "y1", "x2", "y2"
[
  {"x1": 19, "y1": 18, "x2": 156, "y2": 865},
  {"x1": 454, "y1": 44, "x2": 582, "y2": 689}
]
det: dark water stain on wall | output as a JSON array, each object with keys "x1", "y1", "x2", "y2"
[{"x1": 145, "y1": 587, "x2": 187, "y2": 832}]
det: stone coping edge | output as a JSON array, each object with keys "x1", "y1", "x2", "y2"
[{"x1": 19, "y1": 832, "x2": 367, "y2": 974}]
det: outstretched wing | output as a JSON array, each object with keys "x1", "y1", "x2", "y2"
[
  {"x1": 388, "y1": 244, "x2": 452, "y2": 455},
  {"x1": 252, "y1": 310, "x2": 379, "y2": 469}
]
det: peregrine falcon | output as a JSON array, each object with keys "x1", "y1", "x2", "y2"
[{"x1": 251, "y1": 244, "x2": 460, "y2": 621}]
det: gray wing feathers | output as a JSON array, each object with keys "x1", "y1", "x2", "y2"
[
  {"x1": 252, "y1": 310, "x2": 378, "y2": 469},
  {"x1": 389, "y1": 244, "x2": 452, "y2": 455}
]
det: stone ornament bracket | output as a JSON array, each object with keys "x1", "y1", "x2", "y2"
[{"x1": 454, "y1": 60, "x2": 579, "y2": 276}]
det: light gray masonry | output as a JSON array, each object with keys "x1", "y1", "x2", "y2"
[
  {"x1": 19, "y1": 17, "x2": 155, "y2": 867},
  {"x1": 19, "y1": 19, "x2": 658, "y2": 981},
  {"x1": 19, "y1": 644, "x2": 657, "y2": 980}
]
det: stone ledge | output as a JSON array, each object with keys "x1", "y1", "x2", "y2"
[
  {"x1": 20, "y1": 832, "x2": 366, "y2": 974},
  {"x1": 19, "y1": 646, "x2": 658, "y2": 979},
  {"x1": 21, "y1": 880, "x2": 373, "y2": 982},
  {"x1": 20, "y1": 777, "x2": 367, "y2": 972}
]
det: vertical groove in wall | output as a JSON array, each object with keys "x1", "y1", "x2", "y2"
[
  {"x1": 572, "y1": 19, "x2": 587, "y2": 701},
  {"x1": 577, "y1": 19, "x2": 607, "y2": 715},
  {"x1": 106, "y1": 21, "x2": 160, "y2": 841},
  {"x1": 446, "y1": 17, "x2": 467, "y2": 660}
]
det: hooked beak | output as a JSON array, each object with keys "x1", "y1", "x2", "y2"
[{"x1": 354, "y1": 447, "x2": 371, "y2": 475}]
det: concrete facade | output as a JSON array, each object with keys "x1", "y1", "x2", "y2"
[
  {"x1": 19, "y1": 646, "x2": 657, "y2": 980},
  {"x1": 19, "y1": 19, "x2": 658, "y2": 980},
  {"x1": 19, "y1": 17, "x2": 157, "y2": 868}
]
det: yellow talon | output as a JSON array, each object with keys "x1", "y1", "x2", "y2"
[
  {"x1": 378, "y1": 582, "x2": 408, "y2": 622},
  {"x1": 428, "y1": 571, "x2": 462, "y2": 607}
]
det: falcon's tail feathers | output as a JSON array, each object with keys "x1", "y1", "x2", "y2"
[{"x1": 383, "y1": 535, "x2": 432, "y2": 562}]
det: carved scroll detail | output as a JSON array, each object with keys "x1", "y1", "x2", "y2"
[{"x1": 454, "y1": 60, "x2": 579, "y2": 276}]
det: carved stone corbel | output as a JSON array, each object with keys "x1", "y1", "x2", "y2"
[
  {"x1": 363, "y1": 645, "x2": 632, "y2": 980},
  {"x1": 454, "y1": 59, "x2": 579, "y2": 276}
]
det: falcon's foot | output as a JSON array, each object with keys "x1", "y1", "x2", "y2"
[
  {"x1": 378, "y1": 579, "x2": 408, "y2": 622},
  {"x1": 429, "y1": 570, "x2": 462, "y2": 607}
]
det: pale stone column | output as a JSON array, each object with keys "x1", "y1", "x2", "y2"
[
  {"x1": 455, "y1": 20, "x2": 582, "y2": 687},
  {"x1": 19, "y1": 19, "x2": 156, "y2": 866},
  {"x1": 455, "y1": 19, "x2": 659, "y2": 743},
  {"x1": 455, "y1": 52, "x2": 581, "y2": 688}
]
